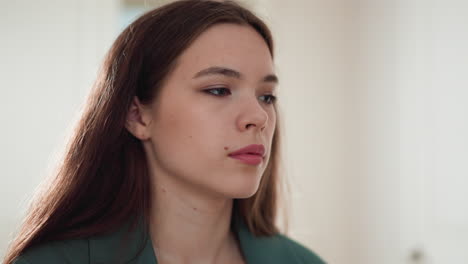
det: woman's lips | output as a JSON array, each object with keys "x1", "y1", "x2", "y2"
[
  {"x1": 228, "y1": 144, "x2": 265, "y2": 165},
  {"x1": 229, "y1": 153, "x2": 263, "y2": 165}
]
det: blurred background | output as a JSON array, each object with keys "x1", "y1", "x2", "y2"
[{"x1": 1, "y1": 0, "x2": 467, "y2": 263}]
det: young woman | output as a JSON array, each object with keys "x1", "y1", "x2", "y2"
[{"x1": 4, "y1": 1, "x2": 325, "y2": 263}]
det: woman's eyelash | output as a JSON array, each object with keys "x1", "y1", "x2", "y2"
[
  {"x1": 203, "y1": 87, "x2": 277, "y2": 104},
  {"x1": 204, "y1": 87, "x2": 231, "y2": 96},
  {"x1": 259, "y1": 94, "x2": 277, "y2": 104}
]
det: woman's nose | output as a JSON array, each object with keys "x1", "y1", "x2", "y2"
[{"x1": 236, "y1": 96, "x2": 269, "y2": 132}]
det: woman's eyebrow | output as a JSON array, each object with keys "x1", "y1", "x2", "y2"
[
  {"x1": 193, "y1": 66, "x2": 279, "y2": 84},
  {"x1": 263, "y1": 74, "x2": 278, "y2": 84}
]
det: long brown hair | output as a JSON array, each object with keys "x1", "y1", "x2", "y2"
[{"x1": 4, "y1": 1, "x2": 282, "y2": 263}]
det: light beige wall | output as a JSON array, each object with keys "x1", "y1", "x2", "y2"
[{"x1": 261, "y1": 1, "x2": 353, "y2": 263}]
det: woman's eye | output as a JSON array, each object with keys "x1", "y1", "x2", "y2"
[
  {"x1": 259, "y1": 94, "x2": 277, "y2": 104},
  {"x1": 204, "y1": 87, "x2": 231, "y2": 96},
  {"x1": 203, "y1": 88, "x2": 276, "y2": 104}
]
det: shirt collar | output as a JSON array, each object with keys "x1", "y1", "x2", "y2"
[{"x1": 89, "y1": 217, "x2": 290, "y2": 264}]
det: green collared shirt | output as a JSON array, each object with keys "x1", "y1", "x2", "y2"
[{"x1": 14, "y1": 220, "x2": 325, "y2": 264}]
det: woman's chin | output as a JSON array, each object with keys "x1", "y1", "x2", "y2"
[{"x1": 223, "y1": 181, "x2": 261, "y2": 199}]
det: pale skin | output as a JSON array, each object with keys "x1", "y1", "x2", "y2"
[{"x1": 126, "y1": 24, "x2": 278, "y2": 264}]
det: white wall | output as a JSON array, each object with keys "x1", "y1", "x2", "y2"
[
  {"x1": 0, "y1": 0, "x2": 119, "y2": 258},
  {"x1": 397, "y1": 0, "x2": 468, "y2": 263}
]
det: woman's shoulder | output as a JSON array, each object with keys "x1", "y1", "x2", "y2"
[
  {"x1": 13, "y1": 239, "x2": 89, "y2": 264},
  {"x1": 13, "y1": 221, "x2": 150, "y2": 264}
]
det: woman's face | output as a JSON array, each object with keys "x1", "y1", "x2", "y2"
[{"x1": 145, "y1": 24, "x2": 277, "y2": 199}]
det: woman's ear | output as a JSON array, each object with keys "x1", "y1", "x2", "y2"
[{"x1": 125, "y1": 96, "x2": 152, "y2": 140}]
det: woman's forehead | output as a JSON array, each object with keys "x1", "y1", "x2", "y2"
[{"x1": 172, "y1": 24, "x2": 274, "y2": 80}]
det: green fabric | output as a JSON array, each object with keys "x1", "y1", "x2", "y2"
[{"x1": 14, "y1": 220, "x2": 325, "y2": 264}]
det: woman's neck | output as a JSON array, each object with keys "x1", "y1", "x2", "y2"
[{"x1": 148, "y1": 178, "x2": 245, "y2": 264}]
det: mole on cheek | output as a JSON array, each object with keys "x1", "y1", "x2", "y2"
[{"x1": 224, "y1": 146, "x2": 229, "y2": 150}]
